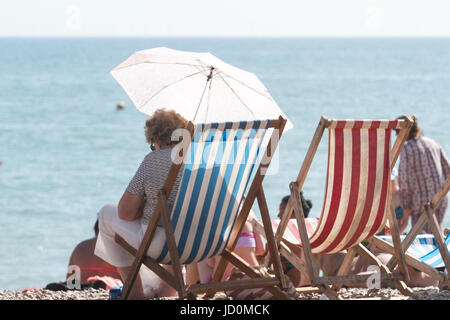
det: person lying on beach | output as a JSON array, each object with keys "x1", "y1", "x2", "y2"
[
  {"x1": 45, "y1": 219, "x2": 123, "y2": 292},
  {"x1": 94, "y1": 109, "x2": 188, "y2": 299},
  {"x1": 66, "y1": 219, "x2": 122, "y2": 283}
]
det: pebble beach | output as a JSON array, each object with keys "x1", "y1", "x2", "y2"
[{"x1": 1, "y1": 286, "x2": 449, "y2": 300}]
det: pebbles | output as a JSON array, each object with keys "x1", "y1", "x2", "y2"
[
  {"x1": 0, "y1": 288, "x2": 109, "y2": 300},
  {"x1": 289, "y1": 286, "x2": 449, "y2": 300},
  {"x1": 0, "y1": 287, "x2": 448, "y2": 300}
]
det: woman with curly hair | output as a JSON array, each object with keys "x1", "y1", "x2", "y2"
[{"x1": 94, "y1": 109, "x2": 188, "y2": 299}]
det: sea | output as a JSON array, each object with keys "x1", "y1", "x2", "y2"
[{"x1": 1, "y1": 38, "x2": 449, "y2": 290}]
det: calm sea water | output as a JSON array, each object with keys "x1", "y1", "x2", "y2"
[{"x1": 1, "y1": 38, "x2": 449, "y2": 290}]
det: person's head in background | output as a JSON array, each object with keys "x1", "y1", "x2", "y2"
[
  {"x1": 396, "y1": 114, "x2": 422, "y2": 140},
  {"x1": 277, "y1": 191, "x2": 312, "y2": 219}
]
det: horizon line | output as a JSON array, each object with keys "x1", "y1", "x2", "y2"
[{"x1": 2, "y1": 35, "x2": 450, "y2": 39}]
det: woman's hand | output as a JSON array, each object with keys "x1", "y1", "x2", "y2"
[{"x1": 118, "y1": 191, "x2": 146, "y2": 221}]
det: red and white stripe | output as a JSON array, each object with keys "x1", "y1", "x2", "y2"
[{"x1": 306, "y1": 120, "x2": 398, "y2": 254}]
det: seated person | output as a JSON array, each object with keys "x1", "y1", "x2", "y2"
[
  {"x1": 277, "y1": 192, "x2": 312, "y2": 219},
  {"x1": 94, "y1": 109, "x2": 188, "y2": 299},
  {"x1": 276, "y1": 192, "x2": 316, "y2": 287},
  {"x1": 275, "y1": 192, "x2": 355, "y2": 286}
]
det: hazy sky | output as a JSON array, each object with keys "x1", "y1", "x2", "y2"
[{"x1": 1, "y1": 0, "x2": 450, "y2": 37}]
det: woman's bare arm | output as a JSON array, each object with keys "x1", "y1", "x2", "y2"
[{"x1": 118, "y1": 191, "x2": 146, "y2": 221}]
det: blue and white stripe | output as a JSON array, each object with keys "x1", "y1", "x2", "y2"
[
  {"x1": 155, "y1": 120, "x2": 271, "y2": 264},
  {"x1": 377, "y1": 233, "x2": 450, "y2": 269},
  {"x1": 419, "y1": 234, "x2": 450, "y2": 269}
]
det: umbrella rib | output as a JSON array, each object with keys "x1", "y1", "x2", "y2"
[
  {"x1": 112, "y1": 61, "x2": 204, "y2": 72},
  {"x1": 215, "y1": 72, "x2": 257, "y2": 118},
  {"x1": 204, "y1": 77, "x2": 213, "y2": 123},
  {"x1": 139, "y1": 70, "x2": 205, "y2": 109},
  {"x1": 218, "y1": 73, "x2": 274, "y2": 101},
  {"x1": 193, "y1": 77, "x2": 210, "y2": 122}
]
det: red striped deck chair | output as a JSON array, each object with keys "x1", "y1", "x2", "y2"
[{"x1": 271, "y1": 116, "x2": 415, "y2": 299}]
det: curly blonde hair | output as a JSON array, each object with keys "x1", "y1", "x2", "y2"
[{"x1": 145, "y1": 109, "x2": 188, "y2": 147}]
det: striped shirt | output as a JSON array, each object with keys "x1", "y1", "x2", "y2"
[
  {"x1": 398, "y1": 136, "x2": 449, "y2": 215},
  {"x1": 126, "y1": 148, "x2": 182, "y2": 226}
]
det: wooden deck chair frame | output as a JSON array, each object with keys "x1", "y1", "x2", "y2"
[
  {"x1": 268, "y1": 116, "x2": 415, "y2": 299},
  {"x1": 115, "y1": 117, "x2": 290, "y2": 300},
  {"x1": 369, "y1": 176, "x2": 450, "y2": 287}
]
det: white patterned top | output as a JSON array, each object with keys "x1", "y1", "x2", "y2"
[{"x1": 126, "y1": 148, "x2": 182, "y2": 226}]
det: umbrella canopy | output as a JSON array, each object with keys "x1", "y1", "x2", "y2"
[{"x1": 110, "y1": 47, "x2": 293, "y2": 131}]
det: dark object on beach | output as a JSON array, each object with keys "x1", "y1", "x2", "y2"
[
  {"x1": 45, "y1": 280, "x2": 106, "y2": 291},
  {"x1": 395, "y1": 206, "x2": 404, "y2": 219},
  {"x1": 109, "y1": 286, "x2": 122, "y2": 300},
  {"x1": 116, "y1": 102, "x2": 125, "y2": 110}
]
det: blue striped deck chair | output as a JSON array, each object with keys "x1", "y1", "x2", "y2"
[
  {"x1": 115, "y1": 117, "x2": 290, "y2": 299},
  {"x1": 373, "y1": 233, "x2": 450, "y2": 283},
  {"x1": 377, "y1": 234, "x2": 450, "y2": 268},
  {"x1": 419, "y1": 232, "x2": 450, "y2": 271},
  {"x1": 377, "y1": 234, "x2": 437, "y2": 259},
  {"x1": 371, "y1": 176, "x2": 450, "y2": 285}
]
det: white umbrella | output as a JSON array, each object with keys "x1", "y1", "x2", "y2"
[{"x1": 110, "y1": 47, "x2": 293, "y2": 131}]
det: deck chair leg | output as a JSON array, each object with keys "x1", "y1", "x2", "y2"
[
  {"x1": 424, "y1": 203, "x2": 450, "y2": 273},
  {"x1": 332, "y1": 247, "x2": 357, "y2": 291},
  {"x1": 387, "y1": 205, "x2": 410, "y2": 281},
  {"x1": 222, "y1": 250, "x2": 290, "y2": 300},
  {"x1": 355, "y1": 243, "x2": 414, "y2": 297},
  {"x1": 115, "y1": 234, "x2": 179, "y2": 290},
  {"x1": 275, "y1": 117, "x2": 328, "y2": 245},
  {"x1": 390, "y1": 115, "x2": 413, "y2": 170},
  {"x1": 386, "y1": 213, "x2": 428, "y2": 271},
  {"x1": 158, "y1": 190, "x2": 187, "y2": 298},
  {"x1": 290, "y1": 181, "x2": 318, "y2": 283},
  {"x1": 120, "y1": 205, "x2": 163, "y2": 300},
  {"x1": 257, "y1": 187, "x2": 287, "y2": 289},
  {"x1": 120, "y1": 250, "x2": 143, "y2": 300},
  {"x1": 251, "y1": 218, "x2": 311, "y2": 276},
  {"x1": 319, "y1": 285, "x2": 341, "y2": 300}
]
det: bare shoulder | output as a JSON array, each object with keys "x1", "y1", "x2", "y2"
[
  {"x1": 74, "y1": 238, "x2": 96, "y2": 251},
  {"x1": 70, "y1": 238, "x2": 96, "y2": 260}
]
